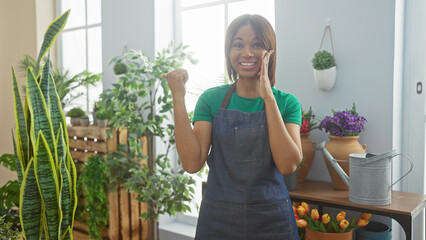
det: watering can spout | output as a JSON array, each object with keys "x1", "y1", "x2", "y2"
[{"x1": 317, "y1": 141, "x2": 350, "y2": 188}]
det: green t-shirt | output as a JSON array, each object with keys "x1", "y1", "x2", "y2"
[{"x1": 193, "y1": 84, "x2": 302, "y2": 124}]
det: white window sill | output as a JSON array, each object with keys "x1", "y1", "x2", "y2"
[{"x1": 159, "y1": 215, "x2": 196, "y2": 240}]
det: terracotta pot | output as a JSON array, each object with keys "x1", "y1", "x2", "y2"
[
  {"x1": 305, "y1": 228, "x2": 353, "y2": 240},
  {"x1": 298, "y1": 133, "x2": 316, "y2": 183},
  {"x1": 323, "y1": 135, "x2": 366, "y2": 190}
]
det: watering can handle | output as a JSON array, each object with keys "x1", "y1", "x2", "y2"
[{"x1": 389, "y1": 154, "x2": 414, "y2": 189}]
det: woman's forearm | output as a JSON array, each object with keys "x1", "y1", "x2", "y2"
[
  {"x1": 173, "y1": 97, "x2": 207, "y2": 173},
  {"x1": 264, "y1": 97, "x2": 302, "y2": 175}
]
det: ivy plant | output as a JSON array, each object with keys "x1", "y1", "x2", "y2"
[
  {"x1": 78, "y1": 155, "x2": 109, "y2": 240},
  {"x1": 0, "y1": 154, "x2": 20, "y2": 231}
]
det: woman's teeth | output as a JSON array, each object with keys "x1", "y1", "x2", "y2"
[{"x1": 240, "y1": 62, "x2": 255, "y2": 66}]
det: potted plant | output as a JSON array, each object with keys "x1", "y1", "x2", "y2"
[
  {"x1": 319, "y1": 103, "x2": 367, "y2": 190},
  {"x1": 312, "y1": 50, "x2": 336, "y2": 91},
  {"x1": 92, "y1": 100, "x2": 100, "y2": 125},
  {"x1": 80, "y1": 115, "x2": 90, "y2": 126},
  {"x1": 103, "y1": 42, "x2": 197, "y2": 240},
  {"x1": 11, "y1": 10, "x2": 77, "y2": 239},
  {"x1": 94, "y1": 110, "x2": 112, "y2": 128},
  {"x1": 66, "y1": 107, "x2": 86, "y2": 126},
  {"x1": 295, "y1": 202, "x2": 371, "y2": 240},
  {"x1": 298, "y1": 106, "x2": 318, "y2": 183},
  {"x1": 0, "y1": 154, "x2": 20, "y2": 232}
]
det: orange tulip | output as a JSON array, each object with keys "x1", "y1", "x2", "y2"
[
  {"x1": 311, "y1": 209, "x2": 319, "y2": 220},
  {"x1": 301, "y1": 202, "x2": 310, "y2": 212},
  {"x1": 357, "y1": 219, "x2": 369, "y2": 227},
  {"x1": 297, "y1": 205, "x2": 307, "y2": 216},
  {"x1": 293, "y1": 206, "x2": 297, "y2": 215},
  {"x1": 339, "y1": 219, "x2": 349, "y2": 229},
  {"x1": 336, "y1": 211, "x2": 346, "y2": 222},
  {"x1": 361, "y1": 213, "x2": 372, "y2": 220},
  {"x1": 296, "y1": 219, "x2": 307, "y2": 228},
  {"x1": 294, "y1": 214, "x2": 299, "y2": 220},
  {"x1": 321, "y1": 213, "x2": 330, "y2": 224}
]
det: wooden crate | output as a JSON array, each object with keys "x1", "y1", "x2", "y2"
[{"x1": 68, "y1": 125, "x2": 148, "y2": 240}]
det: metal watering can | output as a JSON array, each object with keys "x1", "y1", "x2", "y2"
[{"x1": 318, "y1": 142, "x2": 413, "y2": 205}]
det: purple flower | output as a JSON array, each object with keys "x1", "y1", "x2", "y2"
[{"x1": 319, "y1": 104, "x2": 367, "y2": 137}]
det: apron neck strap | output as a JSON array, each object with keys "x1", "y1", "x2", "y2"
[{"x1": 220, "y1": 82, "x2": 237, "y2": 109}]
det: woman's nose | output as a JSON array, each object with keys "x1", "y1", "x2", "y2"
[{"x1": 243, "y1": 47, "x2": 253, "y2": 57}]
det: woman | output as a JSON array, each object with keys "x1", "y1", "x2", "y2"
[{"x1": 163, "y1": 14, "x2": 302, "y2": 240}]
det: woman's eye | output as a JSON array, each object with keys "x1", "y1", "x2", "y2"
[
  {"x1": 233, "y1": 43, "x2": 243, "y2": 48},
  {"x1": 253, "y1": 43, "x2": 263, "y2": 49}
]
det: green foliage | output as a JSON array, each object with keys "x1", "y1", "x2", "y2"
[
  {"x1": 0, "y1": 215, "x2": 21, "y2": 240},
  {"x1": 66, "y1": 107, "x2": 85, "y2": 118},
  {"x1": 78, "y1": 155, "x2": 109, "y2": 240},
  {"x1": 18, "y1": 55, "x2": 102, "y2": 110},
  {"x1": 312, "y1": 50, "x2": 335, "y2": 70},
  {"x1": 95, "y1": 110, "x2": 113, "y2": 120},
  {"x1": 113, "y1": 62, "x2": 128, "y2": 75},
  {"x1": 0, "y1": 154, "x2": 20, "y2": 231},
  {"x1": 102, "y1": 42, "x2": 197, "y2": 221},
  {"x1": 11, "y1": 10, "x2": 77, "y2": 239}
]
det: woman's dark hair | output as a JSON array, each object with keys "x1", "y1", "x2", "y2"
[{"x1": 225, "y1": 14, "x2": 277, "y2": 86}]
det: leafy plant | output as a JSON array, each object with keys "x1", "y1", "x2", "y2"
[
  {"x1": 312, "y1": 50, "x2": 335, "y2": 70},
  {"x1": 0, "y1": 154, "x2": 20, "y2": 231},
  {"x1": 18, "y1": 55, "x2": 102, "y2": 110},
  {"x1": 101, "y1": 42, "x2": 197, "y2": 239},
  {"x1": 113, "y1": 62, "x2": 128, "y2": 75},
  {"x1": 66, "y1": 107, "x2": 86, "y2": 118},
  {"x1": 300, "y1": 106, "x2": 319, "y2": 134},
  {"x1": 95, "y1": 110, "x2": 113, "y2": 120},
  {"x1": 78, "y1": 155, "x2": 109, "y2": 240},
  {"x1": 11, "y1": 10, "x2": 77, "y2": 239},
  {"x1": 0, "y1": 215, "x2": 21, "y2": 240}
]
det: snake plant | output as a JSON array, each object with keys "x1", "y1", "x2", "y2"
[{"x1": 11, "y1": 10, "x2": 77, "y2": 239}]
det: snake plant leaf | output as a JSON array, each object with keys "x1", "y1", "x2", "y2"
[
  {"x1": 48, "y1": 70, "x2": 68, "y2": 153},
  {"x1": 12, "y1": 66, "x2": 29, "y2": 167},
  {"x1": 40, "y1": 52, "x2": 51, "y2": 107},
  {"x1": 26, "y1": 67, "x2": 57, "y2": 166},
  {"x1": 20, "y1": 157, "x2": 42, "y2": 239},
  {"x1": 34, "y1": 131, "x2": 61, "y2": 240},
  {"x1": 12, "y1": 131, "x2": 24, "y2": 185},
  {"x1": 67, "y1": 152, "x2": 78, "y2": 230},
  {"x1": 61, "y1": 227, "x2": 71, "y2": 240},
  {"x1": 57, "y1": 127, "x2": 72, "y2": 236},
  {"x1": 35, "y1": 9, "x2": 70, "y2": 77}
]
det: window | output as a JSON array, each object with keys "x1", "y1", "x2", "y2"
[
  {"x1": 57, "y1": 0, "x2": 103, "y2": 114},
  {"x1": 175, "y1": 0, "x2": 275, "y2": 218}
]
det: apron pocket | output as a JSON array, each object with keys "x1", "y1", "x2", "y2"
[{"x1": 235, "y1": 124, "x2": 268, "y2": 163}]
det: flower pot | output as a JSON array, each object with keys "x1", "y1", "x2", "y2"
[
  {"x1": 298, "y1": 133, "x2": 316, "y2": 183},
  {"x1": 323, "y1": 135, "x2": 366, "y2": 190},
  {"x1": 284, "y1": 171, "x2": 298, "y2": 191},
  {"x1": 70, "y1": 117, "x2": 81, "y2": 126},
  {"x1": 80, "y1": 118, "x2": 90, "y2": 126},
  {"x1": 313, "y1": 66, "x2": 337, "y2": 91},
  {"x1": 306, "y1": 228, "x2": 353, "y2": 240},
  {"x1": 355, "y1": 221, "x2": 391, "y2": 240},
  {"x1": 97, "y1": 119, "x2": 109, "y2": 128}
]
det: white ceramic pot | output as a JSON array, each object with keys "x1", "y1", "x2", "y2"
[{"x1": 313, "y1": 66, "x2": 337, "y2": 91}]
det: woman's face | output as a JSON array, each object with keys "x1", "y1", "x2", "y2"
[{"x1": 230, "y1": 24, "x2": 267, "y2": 81}]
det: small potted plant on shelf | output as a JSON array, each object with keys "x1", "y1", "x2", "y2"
[
  {"x1": 80, "y1": 115, "x2": 90, "y2": 126},
  {"x1": 66, "y1": 107, "x2": 86, "y2": 126},
  {"x1": 294, "y1": 202, "x2": 371, "y2": 240},
  {"x1": 95, "y1": 110, "x2": 112, "y2": 128},
  {"x1": 298, "y1": 106, "x2": 318, "y2": 183},
  {"x1": 312, "y1": 50, "x2": 336, "y2": 91}
]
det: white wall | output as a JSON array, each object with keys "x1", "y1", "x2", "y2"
[
  {"x1": 275, "y1": 0, "x2": 396, "y2": 185},
  {"x1": 101, "y1": 0, "x2": 155, "y2": 90}
]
